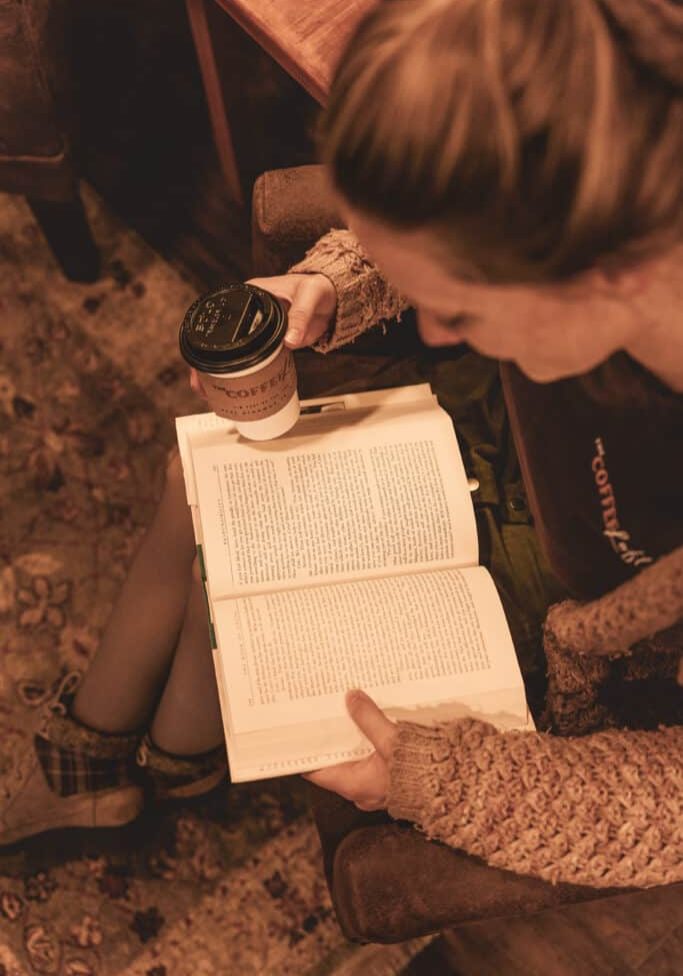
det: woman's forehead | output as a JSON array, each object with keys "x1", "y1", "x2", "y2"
[{"x1": 345, "y1": 208, "x2": 482, "y2": 302}]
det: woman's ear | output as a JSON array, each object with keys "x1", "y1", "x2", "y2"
[{"x1": 588, "y1": 259, "x2": 651, "y2": 299}]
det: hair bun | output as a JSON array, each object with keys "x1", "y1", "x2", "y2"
[{"x1": 598, "y1": 0, "x2": 683, "y2": 87}]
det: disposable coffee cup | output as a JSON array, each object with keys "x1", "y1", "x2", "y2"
[{"x1": 179, "y1": 283, "x2": 300, "y2": 440}]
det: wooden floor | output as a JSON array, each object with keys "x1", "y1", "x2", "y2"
[
  {"x1": 70, "y1": 4, "x2": 682, "y2": 974},
  {"x1": 72, "y1": 0, "x2": 319, "y2": 291}
]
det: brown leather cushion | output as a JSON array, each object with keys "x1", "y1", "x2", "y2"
[
  {"x1": 309, "y1": 783, "x2": 627, "y2": 944},
  {"x1": 251, "y1": 164, "x2": 343, "y2": 276},
  {"x1": 332, "y1": 824, "x2": 630, "y2": 943}
]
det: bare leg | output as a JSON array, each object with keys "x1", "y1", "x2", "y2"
[
  {"x1": 148, "y1": 556, "x2": 224, "y2": 755},
  {"x1": 72, "y1": 450, "x2": 196, "y2": 733}
]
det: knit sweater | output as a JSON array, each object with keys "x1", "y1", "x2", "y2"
[{"x1": 288, "y1": 231, "x2": 683, "y2": 889}]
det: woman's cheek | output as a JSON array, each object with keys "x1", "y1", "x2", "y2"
[
  {"x1": 416, "y1": 312, "x2": 463, "y2": 346},
  {"x1": 458, "y1": 323, "x2": 515, "y2": 360}
]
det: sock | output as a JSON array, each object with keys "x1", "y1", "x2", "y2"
[
  {"x1": 136, "y1": 734, "x2": 227, "y2": 795},
  {"x1": 35, "y1": 694, "x2": 141, "y2": 798}
]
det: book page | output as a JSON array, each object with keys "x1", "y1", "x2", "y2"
[
  {"x1": 221, "y1": 689, "x2": 534, "y2": 782},
  {"x1": 176, "y1": 411, "x2": 236, "y2": 508},
  {"x1": 175, "y1": 385, "x2": 438, "y2": 567},
  {"x1": 213, "y1": 565, "x2": 525, "y2": 736},
  {"x1": 175, "y1": 383, "x2": 435, "y2": 506},
  {"x1": 228, "y1": 699, "x2": 534, "y2": 781},
  {"x1": 192, "y1": 399, "x2": 477, "y2": 599},
  {"x1": 211, "y1": 656, "x2": 372, "y2": 782}
]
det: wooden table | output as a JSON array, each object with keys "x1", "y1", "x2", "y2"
[{"x1": 185, "y1": 0, "x2": 374, "y2": 204}]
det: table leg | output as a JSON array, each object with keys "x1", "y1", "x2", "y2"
[{"x1": 185, "y1": 0, "x2": 244, "y2": 206}]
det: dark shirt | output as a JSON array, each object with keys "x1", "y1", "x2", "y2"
[{"x1": 500, "y1": 354, "x2": 683, "y2": 600}]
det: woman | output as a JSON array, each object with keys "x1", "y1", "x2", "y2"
[
  {"x1": 254, "y1": 0, "x2": 683, "y2": 889},
  {"x1": 2, "y1": 0, "x2": 681, "y2": 889}
]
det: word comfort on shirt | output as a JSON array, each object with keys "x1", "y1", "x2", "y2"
[{"x1": 500, "y1": 353, "x2": 683, "y2": 600}]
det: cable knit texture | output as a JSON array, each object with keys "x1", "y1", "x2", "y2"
[
  {"x1": 390, "y1": 563, "x2": 683, "y2": 891},
  {"x1": 545, "y1": 546, "x2": 683, "y2": 657},
  {"x1": 387, "y1": 548, "x2": 683, "y2": 889},
  {"x1": 543, "y1": 548, "x2": 683, "y2": 736},
  {"x1": 288, "y1": 229, "x2": 408, "y2": 353},
  {"x1": 290, "y1": 229, "x2": 682, "y2": 890},
  {"x1": 387, "y1": 719, "x2": 682, "y2": 889}
]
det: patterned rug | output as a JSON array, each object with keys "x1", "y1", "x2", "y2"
[{"x1": 0, "y1": 187, "x2": 431, "y2": 976}]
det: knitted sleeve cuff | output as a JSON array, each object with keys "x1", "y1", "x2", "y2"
[
  {"x1": 288, "y1": 229, "x2": 409, "y2": 353},
  {"x1": 387, "y1": 717, "x2": 683, "y2": 890},
  {"x1": 387, "y1": 721, "x2": 459, "y2": 823}
]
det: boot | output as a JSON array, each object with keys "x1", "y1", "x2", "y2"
[
  {"x1": 0, "y1": 672, "x2": 144, "y2": 846},
  {"x1": 136, "y1": 734, "x2": 227, "y2": 801}
]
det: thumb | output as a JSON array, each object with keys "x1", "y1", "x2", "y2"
[
  {"x1": 284, "y1": 312, "x2": 331, "y2": 349},
  {"x1": 284, "y1": 302, "x2": 311, "y2": 338},
  {"x1": 190, "y1": 368, "x2": 208, "y2": 400},
  {"x1": 345, "y1": 690, "x2": 396, "y2": 759}
]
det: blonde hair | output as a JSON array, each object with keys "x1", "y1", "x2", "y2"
[{"x1": 317, "y1": 0, "x2": 683, "y2": 281}]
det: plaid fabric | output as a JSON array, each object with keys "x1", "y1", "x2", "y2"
[{"x1": 34, "y1": 733, "x2": 138, "y2": 798}]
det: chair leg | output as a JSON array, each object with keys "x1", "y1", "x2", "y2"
[
  {"x1": 27, "y1": 193, "x2": 100, "y2": 283},
  {"x1": 185, "y1": 0, "x2": 245, "y2": 206}
]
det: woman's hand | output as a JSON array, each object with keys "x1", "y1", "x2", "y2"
[
  {"x1": 303, "y1": 690, "x2": 398, "y2": 811},
  {"x1": 189, "y1": 273, "x2": 337, "y2": 400},
  {"x1": 248, "y1": 273, "x2": 338, "y2": 348}
]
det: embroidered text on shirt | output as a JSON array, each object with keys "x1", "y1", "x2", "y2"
[{"x1": 591, "y1": 437, "x2": 653, "y2": 568}]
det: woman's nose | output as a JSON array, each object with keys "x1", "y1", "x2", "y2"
[{"x1": 416, "y1": 309, "x2": 455, "y2": 347}]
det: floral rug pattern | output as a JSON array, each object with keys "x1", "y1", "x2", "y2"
[{"x1": 0, "y1": 187, "x2": 427, "y2": 976}]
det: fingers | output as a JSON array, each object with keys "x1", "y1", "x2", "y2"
[
  {"x1": 303, "y1": 753, "x2": 387, "y2": 810},
  {"x1": 285, "y1": 276, "x2": 336, "y2": 347},
  {"x1": 301, "y1": 693, "x2": 395, "y2": 810},
  {"x1": 345, "y1": 690, "x2": 397, "y2": 759},
  {"x1": 284, "y1": 304, "x2": 315, "y2": 347},
  {"x1": 188, "y1": 273, "x2": 335, "y2": 401},
  {"x1": 304, "y1": 758, "x2": 368, "y2": 796},
  {"x1": 190, "y1": 368, "x2": 208, "y2": 400},
  {"x1": 246, "y1": 274, "x2": 337, "y2": 349}
]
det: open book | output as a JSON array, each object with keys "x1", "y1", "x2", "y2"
[{"x1": 176, "y1": 383, "x2": 534, "y2": 783}]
